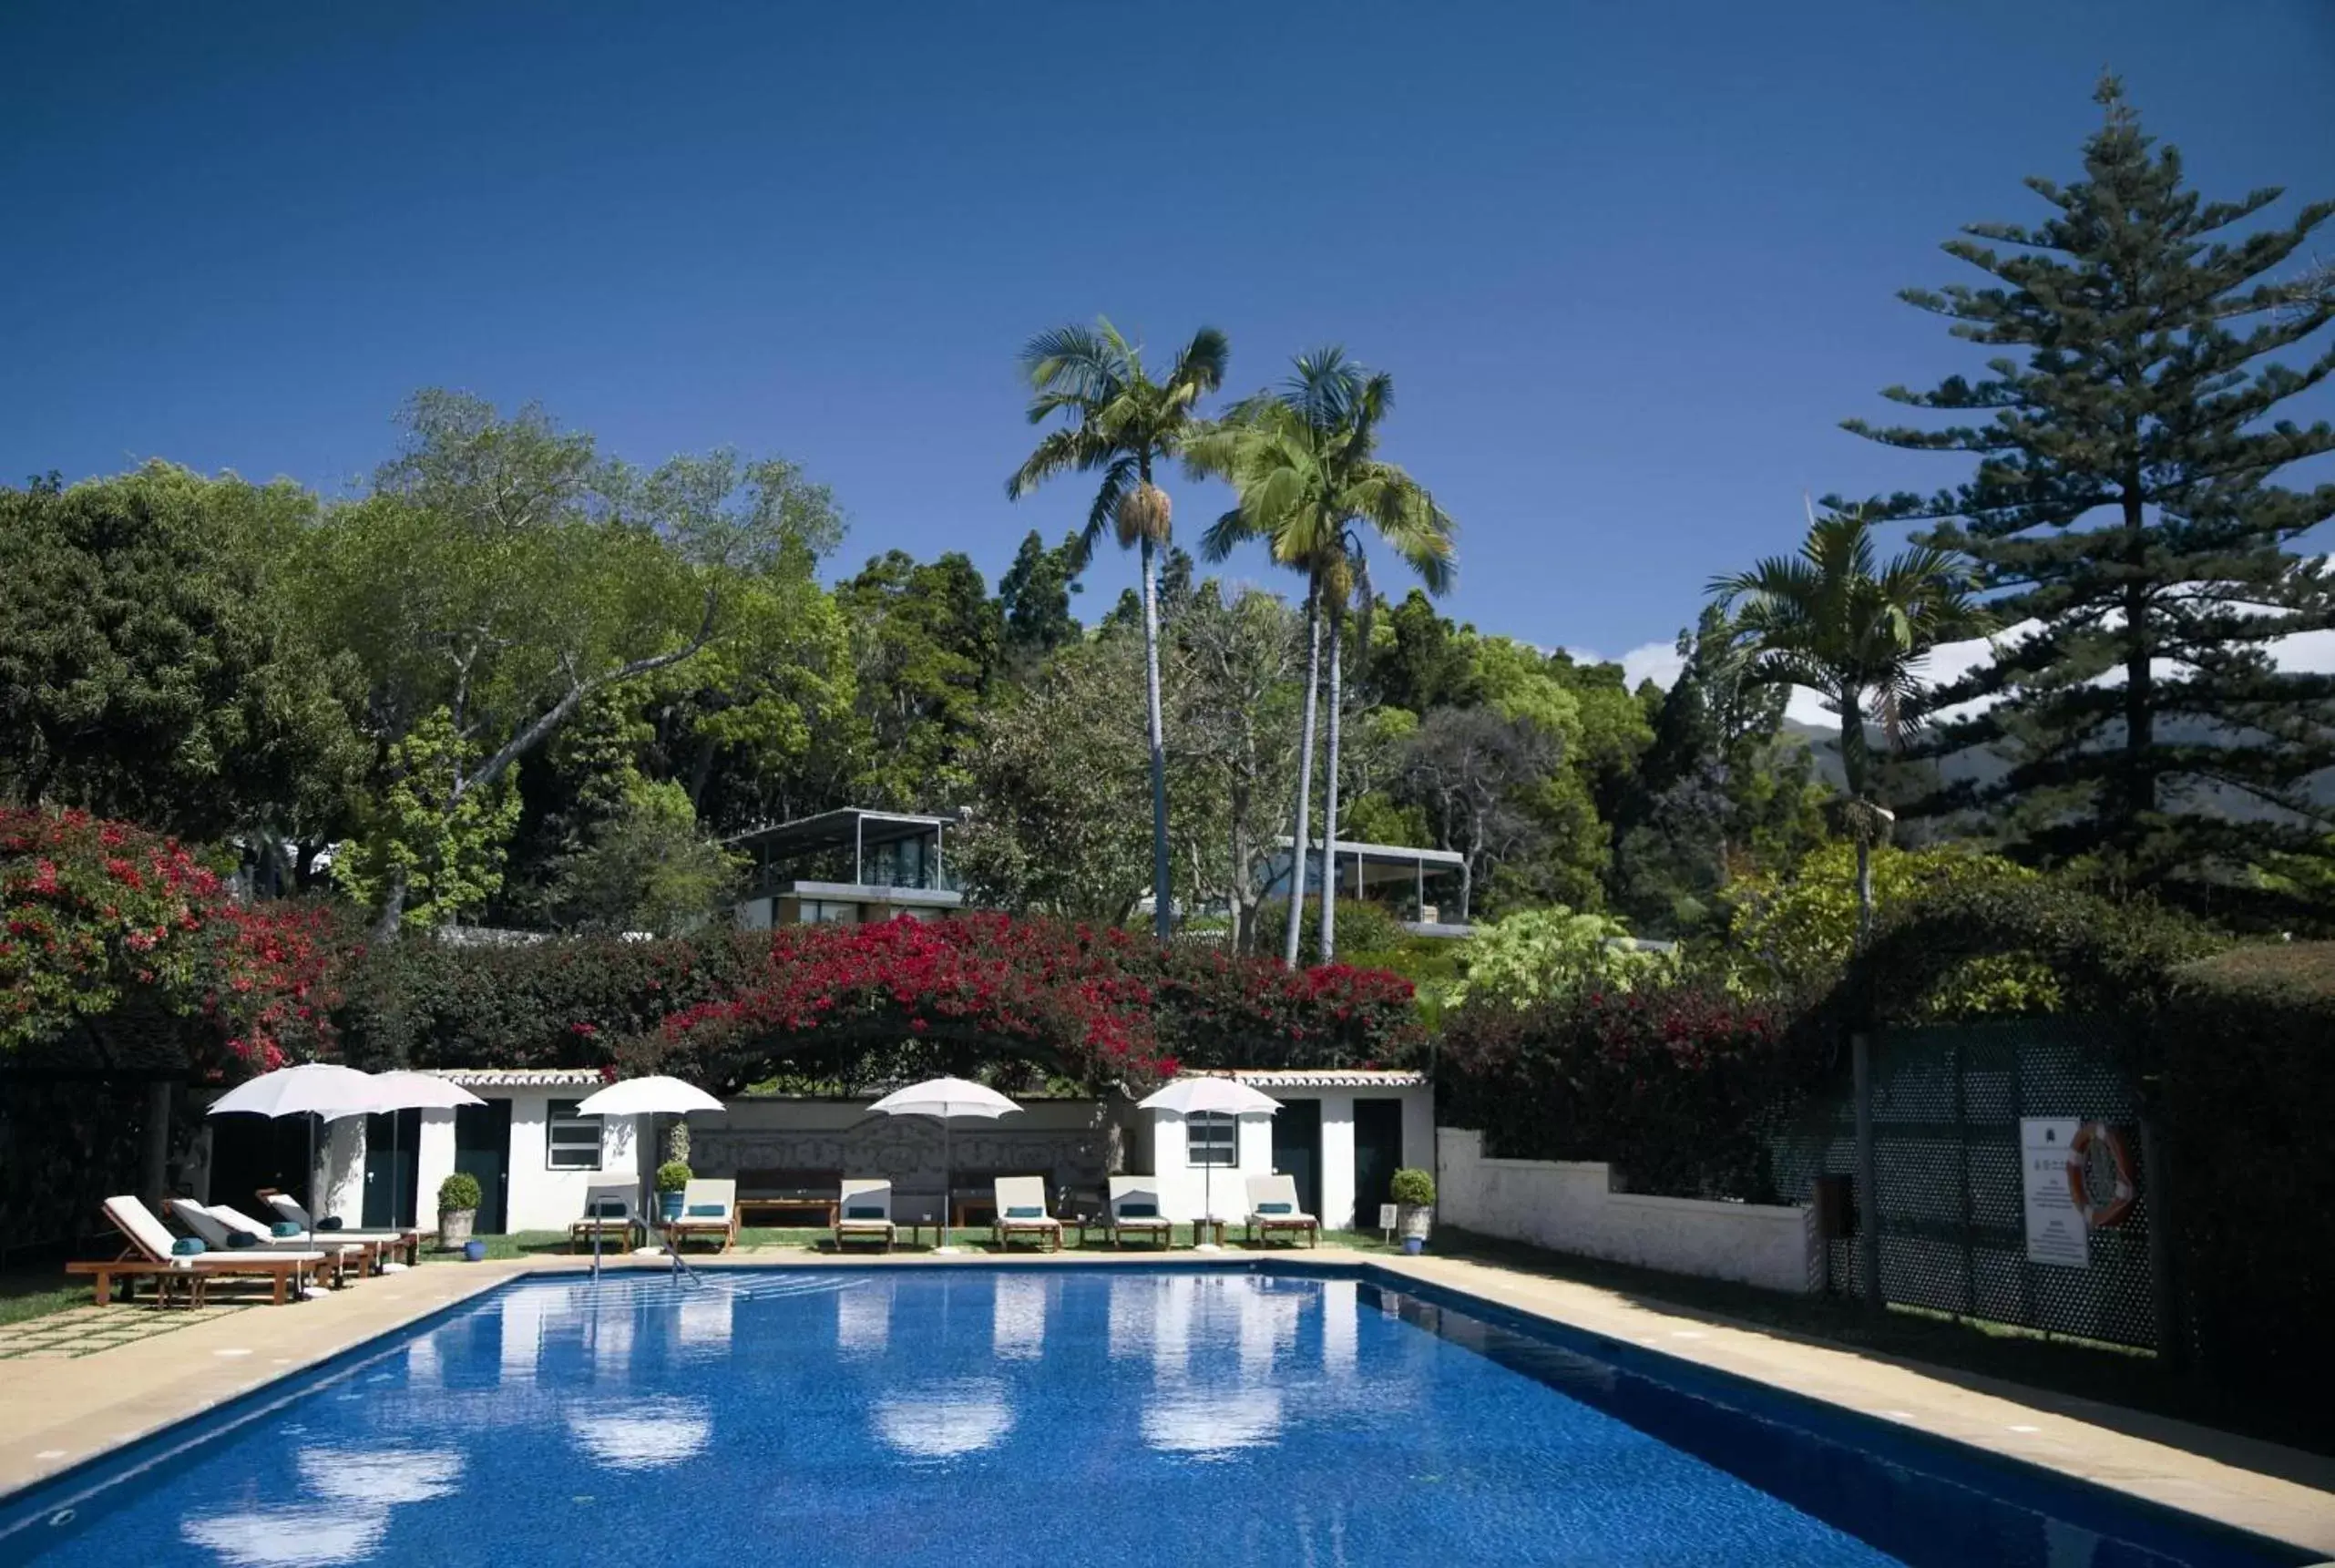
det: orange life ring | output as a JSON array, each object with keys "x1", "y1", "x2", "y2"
[{"x1": 2064, "y1": 1122, "x2": 2136, "y2": 1228}]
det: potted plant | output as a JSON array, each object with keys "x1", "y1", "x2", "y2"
[
  {"x1": 437, "y1": 1171, "x2": 483, "y2": 1251},
  {"x1": 656, "y1": 1160, "x2": 692, "y2": 1224},
  {"x1": 1390, "y1": 1168, "x2": 1436, "y2": 1255}
]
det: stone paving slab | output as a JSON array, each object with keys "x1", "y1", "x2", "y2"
[{"x1": 3, "y1": 1246, "x2": 2329, "y2": 1556}]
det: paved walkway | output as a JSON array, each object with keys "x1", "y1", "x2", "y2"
[{"x1": 3, "y1": 1247, "x2": 2330, "y2": 1556}]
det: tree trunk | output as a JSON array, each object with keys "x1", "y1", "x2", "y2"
[
  {"x1": 1841, "y1": 687, "x2": 1873, "y2": 950},
  {"x1": 1317, "y1": 610, "x2": 1345, "y2": 964},
  {"x1": 372, "y1": 863, "x2": 409, "y2": 942},
  {"x1": 1140, "y1": 534, "x2": 1173, "y2": 942},
  {"x1": 2120, "y1": 486, "x2": 2154, "y2": 865},
  {"x1": 1285, "y1": 587, "x2": 1323, "y2": 969}
]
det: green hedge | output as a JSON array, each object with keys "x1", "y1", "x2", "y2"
[{"x1": 2151, "y1": 943, "x2": 2335, "y2": 1394}]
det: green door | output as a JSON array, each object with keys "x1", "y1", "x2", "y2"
[
  {"x1": 1353, "y1": 1099, "x2": 1405, "y2": 1229},
  {"x1": 453, "y1": 1098, "x2": 511, "y2": 1234},
  {"x1": 1271, "y1": 1098, "x2": 1322, "y2": 1218},
  {"x1": 363, "y1": 1108, "x2": 422, "y2": 1229}
]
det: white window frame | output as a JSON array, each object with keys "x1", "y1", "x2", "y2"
[
  {"x1": 546, "y1": 1098, "x2": 603, "y2": 1172},
  {"x1": 1187, "y1": 1112, "x2": 1238, "y2": 1168}
]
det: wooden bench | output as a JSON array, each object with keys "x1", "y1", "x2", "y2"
[
  {"x1": 734, "y1": 1169, "x2": 841, "y2": 1229},
  {"x1": 67, "y1": 1253, "x2": 322, "y2": 1306}
]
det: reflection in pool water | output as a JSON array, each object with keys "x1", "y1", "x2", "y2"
[
  {"x1": 15, "y1": 1270, "x2": 2296, "y2": 1568},
  {"x1": 872, "y1": 1379, "x2": 1015, "y2": 1459},
  {"x1": 564, "y1": 1398, "x2": 713, "y2": 1471}
]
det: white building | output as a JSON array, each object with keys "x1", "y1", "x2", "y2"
[{"x1": 225, "y1": 1066, "x2": 1429, "y2": 1237}]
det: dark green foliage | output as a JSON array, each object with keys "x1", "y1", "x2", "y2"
[
  {"x1": 1613, "y1": 606, "x2": 1828, "y2": 936},
  {"x1": 1847, "y1": 78, "x2": 2335, "y2": 907},
  {"x1": 2151, "y1": 944, "x2": 2335, "y2": 1397},
  {"x1": 1825, "y1": 873, "x2": 2217, "y2": 1029},
  {"x1": 836, "y1": 550, "x2": 1002, "y2": 807},
  {"x1": 997, "y1": 529, "x2": 1086, "y2": 665},
  {"x1": 0, "y1": 465, "x2": 364, "y2": 845},
  {"x1": 1439, "y1": 983, "x2": 1821, "y2": 1201},
  {"x1": 1368, "y1": 589, "x2": 1484, "y2": 715},
  {"x1": 336, "y1": 931, "x2": 770, "y2": 1071}
]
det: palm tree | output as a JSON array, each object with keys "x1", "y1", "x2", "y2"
[
  {"x1": 1710, "y1": 503, "x2": 1984, "y2": 947},
  {"x1": 1008, "y1": 318, "x2": 1228, "y2": 943},
  {"x1": 1193, "y1": 350, "x2": 1455, "y2": 966}
]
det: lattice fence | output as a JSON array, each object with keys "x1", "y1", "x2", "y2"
[{"x1": 1771, "y1": 1016, "x2": 2159, "y2": 1350}]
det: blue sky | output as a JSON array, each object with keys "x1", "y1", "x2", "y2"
[{"x1": 4, "y1": 2, "x2": 2330, "y2": 685}]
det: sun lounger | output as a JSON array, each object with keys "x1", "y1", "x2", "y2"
[
  {"x1": 260, "y1": 1192, "x2": 423, "y2": 1265},
  {"x1": 1107, "y1": 1175, "x2": 1173, "y2": 1249},
  {"x1": 834, "y1": 1178, "x2": 896, "y2": 1253},
  {"x1": 667, "y1": 1179, "x2": 738, "y2": 1252},
  {"x1": 68, "y1": 1195, "x2": 333, "y2": 1305},
  {"x1": 991, "y1": 1174, "x2": 1063, "y2": 1253},
  {"x1": 183, "y1": 1201, "x2": 378, "y2": 1278},
  {"x1": 568, "y1": 1184, "x2": 643, "y2": 1252},
  {"x1": 1243, "y1": 1173, "x2": 1320, "y2": 1246}
]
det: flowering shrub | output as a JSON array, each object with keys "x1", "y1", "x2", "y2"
[
  {"x1": 1142, "y1": 945, "x2": 1426, "y2": 1072},
  {"x1": 0, "y1": 808, "x2": 338, "y2": 1073},
  {"x1": 1439, "y1": 981, "x2": 1823, "y2": 1202},
  {"x1": 645, "y1": 915, "x2": 1172, "y2": 1091}
]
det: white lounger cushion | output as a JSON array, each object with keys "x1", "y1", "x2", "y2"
[
  {"x1": 992, "y1": 1175, "x2": 1059, "y2": 1227},
  {"x1": 837, "y1": 1178, "x2": 893, "y2": 1227},
  {"x1": 1245, "y1": 1174, "x2": 1316, "y2": 1222},
  {"x1": 671, "y1": 1179, "x2": 736, "y2": 1226},
  {"x1": 104, "y1": 1196, "x2": 326, "y2": 1267}
]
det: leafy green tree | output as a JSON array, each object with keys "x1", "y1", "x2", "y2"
[
  {"x1": 543, "y1": 778, "x2": 742, "y2": 937},
  {"x1": 1614, "y1": 605, "x2": 1828, "y2": 935},
  {"x1": 1846, "y1": 77, "x2": 2335, "y2": 909},
  {"x1": 1193, "y1": 350, "x2": 1455, "y2": 964},
  {"x1": 835, "y1": 550, "x2": 1000, "y2": 808},
  {"x1": 1368, "y1": 589, "x2": 1484, "y2": 716},
  {"x1": 1009, "y1": 318, "x2": 1229, "y2": 940},
  {"x1": 0, "y1": 464, "x2": 364, "y2": 851},
  {"x1": 997, "y1": 529, "x2": 1086, "y2": 666},
  {"x1": 1445, "y1": 906, "x2": 1679, "y2": 1013},
  {"x1": 1713, "y1": 505, "x2": 1983, "y2": 946},
  {"x1": 1726, "y1": 842, "x2": 2060, "y2": 1015},
  {"x1": 1394, "y1": 705, "x2": 1553, "y2": 917},
  {"x1": 300, "y1": 393, "x2": 728, "y2": 935},
  {"x1": 955, "y1": 630, "x2": 1160, "y2": 925},
  {"x1": 333, "y1": 708, "x2": 522, "y2": 929},
  {"x1": 1173, "y1": 583, "x2": 1303, "y2": 950}
]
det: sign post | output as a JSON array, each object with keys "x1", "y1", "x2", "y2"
[
  {"x1": 1377, "y1": 1204, "x2": 1398, "y2": 1246},
  {"x1": 2021, "y1": 1118, "x2": 2088, "y2": 1268}
]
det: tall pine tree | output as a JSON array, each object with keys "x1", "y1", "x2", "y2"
[{"x1": 1848, "y1": 77, "x2": 2335, "y2": 910}]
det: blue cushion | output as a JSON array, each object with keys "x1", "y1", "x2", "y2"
[
  {"x1": 1004, "y1": 1205, "x2": 1043, "y2": 1219},
  {"x1": 1257, "y1": 1202, "x2": 1294, "y2": 1214},
  {"x1": 171, "y1": 1236, "x2": 206, "y2": 1256},
  {"x1": 271, "y1": 1220, "x2": 302, "y2": 1237},
  {"x1": 1117, "y1": 1203, "x2": 1158, "y2": 1219},
  {"x1": 315, "y1": 1215, "x2": 343, "y2": 1231},
  {"x1": 685, "y1": 1204, "x2": 726, "y2": 1217},
  {"x1": 225, "y1": 1231, "x2": 257, "y2": 1248},
  {"x1": 845, "y1": 1205, "x2": 886, "y2": 1220}
]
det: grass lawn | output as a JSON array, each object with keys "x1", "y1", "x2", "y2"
[{"x1": 0, "y1": 1268, "x2": 87, "y2": 1327}]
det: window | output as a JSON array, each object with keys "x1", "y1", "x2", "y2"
[
  {"x1": 547, "y1": 1099, "x2": 602, "y2": 1171},
  {"x1": 1187, "y1": 1112, "x2": 1237, "y2": 1167}
]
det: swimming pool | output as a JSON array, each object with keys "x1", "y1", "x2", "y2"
[{"x1": 0, "y1": 1266, "x2": 2310, "y2": 1567}]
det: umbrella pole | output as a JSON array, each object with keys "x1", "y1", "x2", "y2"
[{"x1": 937, "y1": 1115, "x2": 956, "y2": 1255}]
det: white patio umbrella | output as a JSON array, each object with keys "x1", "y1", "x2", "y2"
[
  {"x1": 867, "y1": 1077, "x2": 1020, "y2": 1254},
  {"x1": 1138, "y1": 1076, "x2": 1283, "y2": 1252},
  {"x1": 359, "y1": 1072, "x2": 485, "y2": 1232},
  {"x1": 571, "y1": 1076, "x2": 728, "y2": 1276},
  {"x1": 207, "y1": 1063, "x2": 384, "y2": 1220}
]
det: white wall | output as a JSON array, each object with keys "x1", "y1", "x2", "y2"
[
  {"x1": 1142, "y1": 1085, "x2": 1433, "y2": 1230},
  {"x1": 1437, "y1": 1127, "x2": 1820, "y2": 1295},
  {"x1": 329, "y1": 1092, "x2": 642, "y2": 1235}
]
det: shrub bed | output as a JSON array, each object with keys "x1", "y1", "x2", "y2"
[
  {"x1": 1439, "y1": 982, "x2": 1820, "y2": 1202},
  {"x1": 2149, "y1": 942, "x2": 2335, "y2": 1395}
]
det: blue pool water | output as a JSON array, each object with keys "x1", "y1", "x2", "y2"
[{"x1": 0, "y1": 1267, "x2": 2309, "y2": 1568}]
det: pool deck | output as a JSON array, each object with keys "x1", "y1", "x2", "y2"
[{"x1": 4, "y1": 1246, "x2": 2331, "y2": 1556}]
